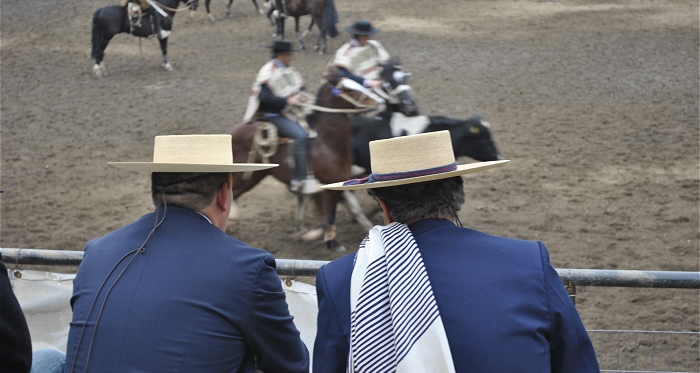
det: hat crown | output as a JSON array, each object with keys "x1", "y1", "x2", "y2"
[
  {"x1": 152, "y1": 135, "x2": 233, "y2": 165},
  {"x1": 369, "y1": 131, "x2": 456, "y2": 175},
  {"x1": 271, "y1": 40, "x2": 294, "y2": 52},
  {"x1": 353, "y1": 21, "x2": 373, "y2": 32}
]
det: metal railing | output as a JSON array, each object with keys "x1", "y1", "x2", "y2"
[
  {"x1": 2, "y1": 248, "x2": 699, "y2": 372},
  {"x1": 589, "y1": 330, "x2": 700, "y2": 373}
]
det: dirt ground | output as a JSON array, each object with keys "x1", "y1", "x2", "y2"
[{"x1": 1, "y1": 0, "x2": 698, "y2": 347}]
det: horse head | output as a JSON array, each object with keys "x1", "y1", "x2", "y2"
[
  {"x1": 319, "y1": 66, "x2": 385, "y2": 113},
  {"x1": 378, "y1": 58, "x2": 420, "y2": 117}
]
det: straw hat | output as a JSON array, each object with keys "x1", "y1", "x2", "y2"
[
  {"x1": 108, "y1": 134, "x2": 278, "y2": 173},
  {"x1": 323, "y1": 131, "x2": 509, "y2": 190}
]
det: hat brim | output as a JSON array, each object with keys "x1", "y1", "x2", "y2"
[
  {"x1": 322, "y1": 160, "x2": 509, "y2": 190},
  {"x1": 345, "y1": 26, "x2": 380, "y2": 35},
  {"x1": 108, "y1": 162, "x2": 278, "y2": 173},
  {"x1": 267, "y1": 46, "x2": 299, "y2": 52}
]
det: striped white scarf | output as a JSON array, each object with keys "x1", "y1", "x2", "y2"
[{"x1": 348, "y1": 222, "x2": 456, "y2": 373}]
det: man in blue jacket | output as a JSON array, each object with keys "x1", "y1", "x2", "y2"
[
  {"x1": 62, "y1": 134, "x2": 309, "y2": 373},
  {"x1": 314, "y1": 131, "x2": 599, "y2": 373}
]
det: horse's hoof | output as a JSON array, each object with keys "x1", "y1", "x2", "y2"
[
  {"x1": 92, "y1": 64, "x2": 106, "y2": 77},
  {"x1": 272, "y1": 32, "x2": 278, "y2": 37},
  {"x1": 326, "y1": 239, "x2": 347, "y2": 253},
  {"x1": 258, "y1": 8, "x2": 265, "y2": 15},
  {"x1": 301, "y1": 227, "x2": 324, "y2": 242},
  {"x1": 207, "y1": 13, "x2": 215, "y2": 22},
  {"x1": 163, "y1": 62, "x2": 173, "y2": 71},
  {"x1": 188, "y1": 10, "x2": 195, "y2": 18}
]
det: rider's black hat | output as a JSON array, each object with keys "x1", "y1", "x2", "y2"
[
  {"x1": 345, "y1": 20, "x2": 380, "y2": 35},
  {"x1": 268, "y1": 40, "x2": 297, "y2": 53}
]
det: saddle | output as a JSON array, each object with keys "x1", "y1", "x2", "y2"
[{"x1": 241, "y1": 119, "x2": 317, "y2": 181}]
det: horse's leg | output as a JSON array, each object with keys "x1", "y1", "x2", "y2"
[
  {"x1": 188, "y1": 0, "x2": 197, "y2": 18},
  {"x1": 159, "y1": 38, "x2": 173, "y2": 71},
  {"x1": 295, "y1": 17, "x2": 306, "y2": 50},
  {"x1": 276, "y1": 17, "x2": 285, "y2": 39},
  {"x1": 204, "y1": 0, "x2": 216, "y2": 21},
  {"x1": 341, "y1": 190, "x2": 375, "y2": 231},
  {"x1": 267, "y1": 7, "x2": 276, "y2": 27},
  {"x1": 251, "y1": 0, "x2": 265, "y2": 14},
  {"x1": 322, "y1": 190, "x2": 346, "y2": 252},
  {"x1": 314, "y1": 17, "x2": 327, "y2": 54},
  {"x1": 303, "y1": 17, "x2": 314, "y2": 38},
  {"x1": 295, "y1": 193, "x2": 312, "y2": 235},
  {"x1": 227, "y1": 0, "x2": 234, "y2": 16}
]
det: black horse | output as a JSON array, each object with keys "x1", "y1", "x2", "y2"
[
  {"x1": 91, "y1": 0, "x2": 194, "y2": 76},
  {"x1": 351, "y1": 60, "x2": 502, "y2": 173},
  {"x1": 271, "y1": 0, "x2": 338, "y2": 54}
]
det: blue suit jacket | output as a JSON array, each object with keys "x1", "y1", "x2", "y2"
[
  {"x1": 313, "y1": 219, "x2": 598, "y2": 373},
  {"x1": 65, "y1": 206, "x2": 309, "y2": 373}
]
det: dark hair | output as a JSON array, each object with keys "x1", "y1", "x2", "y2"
[
  {"x1": 151, "y1": 172, "x2": 230, "y2": 210},
  {"x1": 367, "y1": 177, "x2": 465, "y2": 224}
]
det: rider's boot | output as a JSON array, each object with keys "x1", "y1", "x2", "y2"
[{"x1": 289, "y1": 139, "x2": 320, "y2": 195}]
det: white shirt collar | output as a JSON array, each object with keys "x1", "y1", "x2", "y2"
[{"x1": 196, "y1": 211, "x2": 213, "y2": 225}]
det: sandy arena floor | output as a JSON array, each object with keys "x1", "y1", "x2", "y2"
[{"x1": 1, "y1": 0, "x2": 698, "y2": 351}]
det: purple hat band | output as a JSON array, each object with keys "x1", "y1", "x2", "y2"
[{"x1": 343, "y1": 162, "x2": 458, "y2": 186}]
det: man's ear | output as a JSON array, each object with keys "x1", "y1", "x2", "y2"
[
  {"x1": 375, "y1": 197, "x2": 393, "y2": 224},
  {"x1": 215, "y1": 181, "x2": 230, "y2": 213}
]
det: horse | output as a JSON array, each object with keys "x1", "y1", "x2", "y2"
[
  {"x1": 228, "y1": 69, "x2": 383, "y2": 252},
  {"x1": 190, "y1": 0, "x2": 265, "y2": 21},
  {"x1": 91, "y1": 0, "x2": 195, "y2": 77},
  {"x1": 351, "y1": 60, "x2": 503, "y2": 174},
  {"x1": 271, "y1": 0, "x2": 338, "y2": 54}
]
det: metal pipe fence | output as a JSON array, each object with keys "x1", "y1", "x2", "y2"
[
  {"x1": 2, "y1": 248, "x2": 699, "y2": 372},
  {"x1": 588, "y1": 330, "x2": 700, "y2": 373}
]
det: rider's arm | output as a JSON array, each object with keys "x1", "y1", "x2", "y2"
[
  {"x1": 336, "y1": 67, "x2": 366, "y2": 86},
  {"x1": 258, "y1": 84, "x2": 288, "y2": 113}
]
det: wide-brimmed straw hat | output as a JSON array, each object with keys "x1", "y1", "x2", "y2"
[
  {"x1": 109, "y1": 134, "x2": 278, "y2": 173},
  {"x1": 323, "y1": 131, "x2": 509, "y2": 190},
  {"x1": 345, "y1": 20, "x2": 380, "y2": 35}
]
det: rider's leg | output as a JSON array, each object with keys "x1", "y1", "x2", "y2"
[
  {"x1": 267, "y1": 115, "x2": 309, "y2": 186},
  {"x1": 145, "y1": 7, "x2": 170, "y2": 39}
]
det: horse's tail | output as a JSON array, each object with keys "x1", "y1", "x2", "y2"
[
  {"x1": 322, "y1": 0, "x2": 339, "y2": 38},
  {"x1": 91, "y1": 9, "x2": 103, "y2": 60}
]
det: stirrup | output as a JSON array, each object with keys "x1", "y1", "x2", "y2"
[{"x1": 289, "y1": 177, "x2": 322, "y2": 195}]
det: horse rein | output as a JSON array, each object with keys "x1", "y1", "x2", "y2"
[{"x1": 372, "y1": 84, "x2": 412, "y2": 104}]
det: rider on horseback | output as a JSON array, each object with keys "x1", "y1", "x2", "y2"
[
  {"x1": 244, "y1": 41, "x2": 318, "y2": 194},
  {"x1": 120, "y1": 0, "x2": 171, "y2": 39},
  {"x1": 333, "y1": 20, "x2": 390, "y2": 89}
]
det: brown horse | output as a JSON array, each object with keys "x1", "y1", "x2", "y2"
[
  {"x1": 272, "y1": 0, "x2": 338, "y2": 54},
  {"x1": 228, "y1": 70, "x2": 382, "y2": 252}
]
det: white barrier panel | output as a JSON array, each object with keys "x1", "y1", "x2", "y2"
[
  {"x1": 10, "y1": 270, "x2": 320, "y2": 359},
  {"x1": 10, "y1": 270, "x2": 74, "y2": 353}
]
